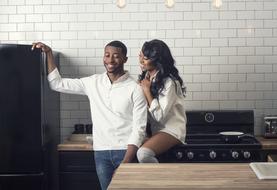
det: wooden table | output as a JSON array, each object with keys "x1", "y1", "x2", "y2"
[{"x1": 108, "y1": 163, "x2": 277, "y2": 190}]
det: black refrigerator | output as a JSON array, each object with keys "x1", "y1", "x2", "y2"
[{"x1": 0, "y1": 44, "x2": 60, "y2": 190}]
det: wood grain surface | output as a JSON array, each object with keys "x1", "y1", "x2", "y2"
[
  {"x1": 57, "y1": 140, "x2": 93, "y2": 151},
  {"x1": 257, "y1": 137, "x2": 277, "y2": 150},
  {"x1": 57, "y1": 136, "x2": 277, "y2": 151},
  {"x1": 108, "y1": 163, "x2": 277, "y2": 190}
]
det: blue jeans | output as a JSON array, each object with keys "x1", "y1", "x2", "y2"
[{"x1": 94, "y1": 150, "x2": 126, "y2": 190}]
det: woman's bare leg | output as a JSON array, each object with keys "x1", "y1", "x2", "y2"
[
  {"x1": 142, "y1": 132, "x2": 180, "y2": 155},
  {"x1": 136, "y1": 132, "x2": 180, "y2": 163}
]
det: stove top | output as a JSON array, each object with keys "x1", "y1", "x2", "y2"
[
  {"x1": 186, "y1": 134, "x2": 261, "y2": 146},
  {"x1": 159, "y1": 110, "x2": 264, "y2": 163}
]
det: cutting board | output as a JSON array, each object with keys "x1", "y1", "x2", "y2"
[{"x1": 250, "y1": 162, "x2": 277, "y2": 180}]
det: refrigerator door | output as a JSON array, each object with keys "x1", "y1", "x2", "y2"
[{"x1": 0, "y1": 44, "x2": 44, "y2": 174}]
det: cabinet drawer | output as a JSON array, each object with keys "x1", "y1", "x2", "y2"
[
  {"x1": 59, "y1": 151, "x2": 95, "y2": 172},
  {"x1": 60, "y1": 172, "x2": 100, "y2": 190}
]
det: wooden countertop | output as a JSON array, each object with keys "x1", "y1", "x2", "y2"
[
  {"x1": 57, "y1": 140, "x2": 93, "y2": 151},
  {"x1": 108, "y1": 163, "x2": 277, "y2": 190},
  {"x1": 57, "y1": 137, "x2": 277, "y2": 151},
  {"x1": 257, "y1": 137, "x2": 277, "y2": 150}
]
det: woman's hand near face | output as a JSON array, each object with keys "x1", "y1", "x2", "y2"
[
  {"x1": 139, "y1": 78, "x2": 153, "y2": 106},
  {"x1": 140, "y1": 78, "x2": 151, "y2": 92}
]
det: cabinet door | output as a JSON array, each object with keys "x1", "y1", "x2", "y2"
[
  {"x1": 60, "y1": 172, "x2": 100, "y2": 190},
  {"x1": 0, "y1": 175, "x2": 45, "y2": 190},
  {"x1": 59, "y1": 151, "x2": 96, "y2": 172},
  {"x1": 59, "y1": 151, "x2": 100, "y2": 190}
]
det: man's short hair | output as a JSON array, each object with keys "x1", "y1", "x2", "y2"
[{"x1": 105, "y1": 41, "x2": 127, "y2": 57}]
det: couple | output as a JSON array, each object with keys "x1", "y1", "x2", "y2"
[{"x1": 32, "y1": 39, "x2": 187, "y2": 190}]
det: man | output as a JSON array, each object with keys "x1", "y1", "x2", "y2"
[{"x1": 32, "y1": 41, "x2": 147, "y2": 190}]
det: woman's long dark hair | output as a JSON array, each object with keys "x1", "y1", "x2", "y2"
[{"x1": 139, "y1": 39, "x2": 185, "y2": 98}]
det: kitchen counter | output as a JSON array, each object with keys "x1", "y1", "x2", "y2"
[
  {"x1": 257, "y1": 137, "x2": 277, "y2": 150},
  {"x1": 58, "y1": 137, "x2": 277, "y2": 151},
  {"x1": 57, "y1": 140, "x2": 93, "y2": 151},
  {"x1": 257, "y1": 137, "x2": 277, "y2": 161},
  {"x1": 108, "y1": 163, "x2": 277, "y2": 190}
]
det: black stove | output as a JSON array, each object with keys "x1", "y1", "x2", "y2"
[{"x1": 159, "y1": 110, "x2": 264, "y2": 163}]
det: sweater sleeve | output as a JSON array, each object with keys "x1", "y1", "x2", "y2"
[
  {"x1": 47, "y1": 68, "x2": 87, "y2": 95},
  {"x1": 127, "y1": 85, "x2": 148, "y2": 147}
]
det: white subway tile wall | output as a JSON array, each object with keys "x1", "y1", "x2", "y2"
[{"x1": 1, "y1": 0, "x2": 277, "y2": 140}]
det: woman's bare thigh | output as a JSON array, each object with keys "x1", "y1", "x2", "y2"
[{"x1": 141, "y1": 132, "x2": 180, "y2": 155}]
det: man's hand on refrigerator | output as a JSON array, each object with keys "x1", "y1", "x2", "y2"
[
  {"x1": 31, "y1": 42, "x2": 56, "y2": 73},
  {"x1": 31, "y1": 42, "x2": 52, "y2": 53}
]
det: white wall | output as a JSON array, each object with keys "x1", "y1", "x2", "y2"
[{"x1": 1, "y1": 0, "x2": 277, "y2": 141}]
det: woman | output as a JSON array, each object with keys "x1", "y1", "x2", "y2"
[{"x1": 137, "y1": 39, "x2": 187, "y2": 163}]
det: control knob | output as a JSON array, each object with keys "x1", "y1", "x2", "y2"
[
  {"x1": 243, "y1": 151, "x2": 251, "y2": 159},
  {"x1": 187, "y1": 151, "x2": 194, "y2": 160},
  {"x1": 209, "y1": 150, "x2": 217, "y2": 159},
  {"x1": 176, "y1": 151, "x2": 183, "y2": 159},
  {"x1": 232, "y1": 151, "x2": 239, "y2": 159}
]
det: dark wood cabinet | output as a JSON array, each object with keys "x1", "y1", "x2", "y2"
[{"x1": 59, "y1": 151, "x2": 101, "y2": 190}]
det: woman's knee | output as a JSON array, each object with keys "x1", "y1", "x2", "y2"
[{"x1": 136, "y1": 147, "x2": 159, "y2": 163}]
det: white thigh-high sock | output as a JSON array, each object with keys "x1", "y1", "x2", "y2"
[{"x1": 136, "y1": 147, "x2": 159, "y2": 163}]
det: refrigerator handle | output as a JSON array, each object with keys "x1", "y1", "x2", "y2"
[{"x1": 41, "y1": 52, "x2": 47, "y2": 146}]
